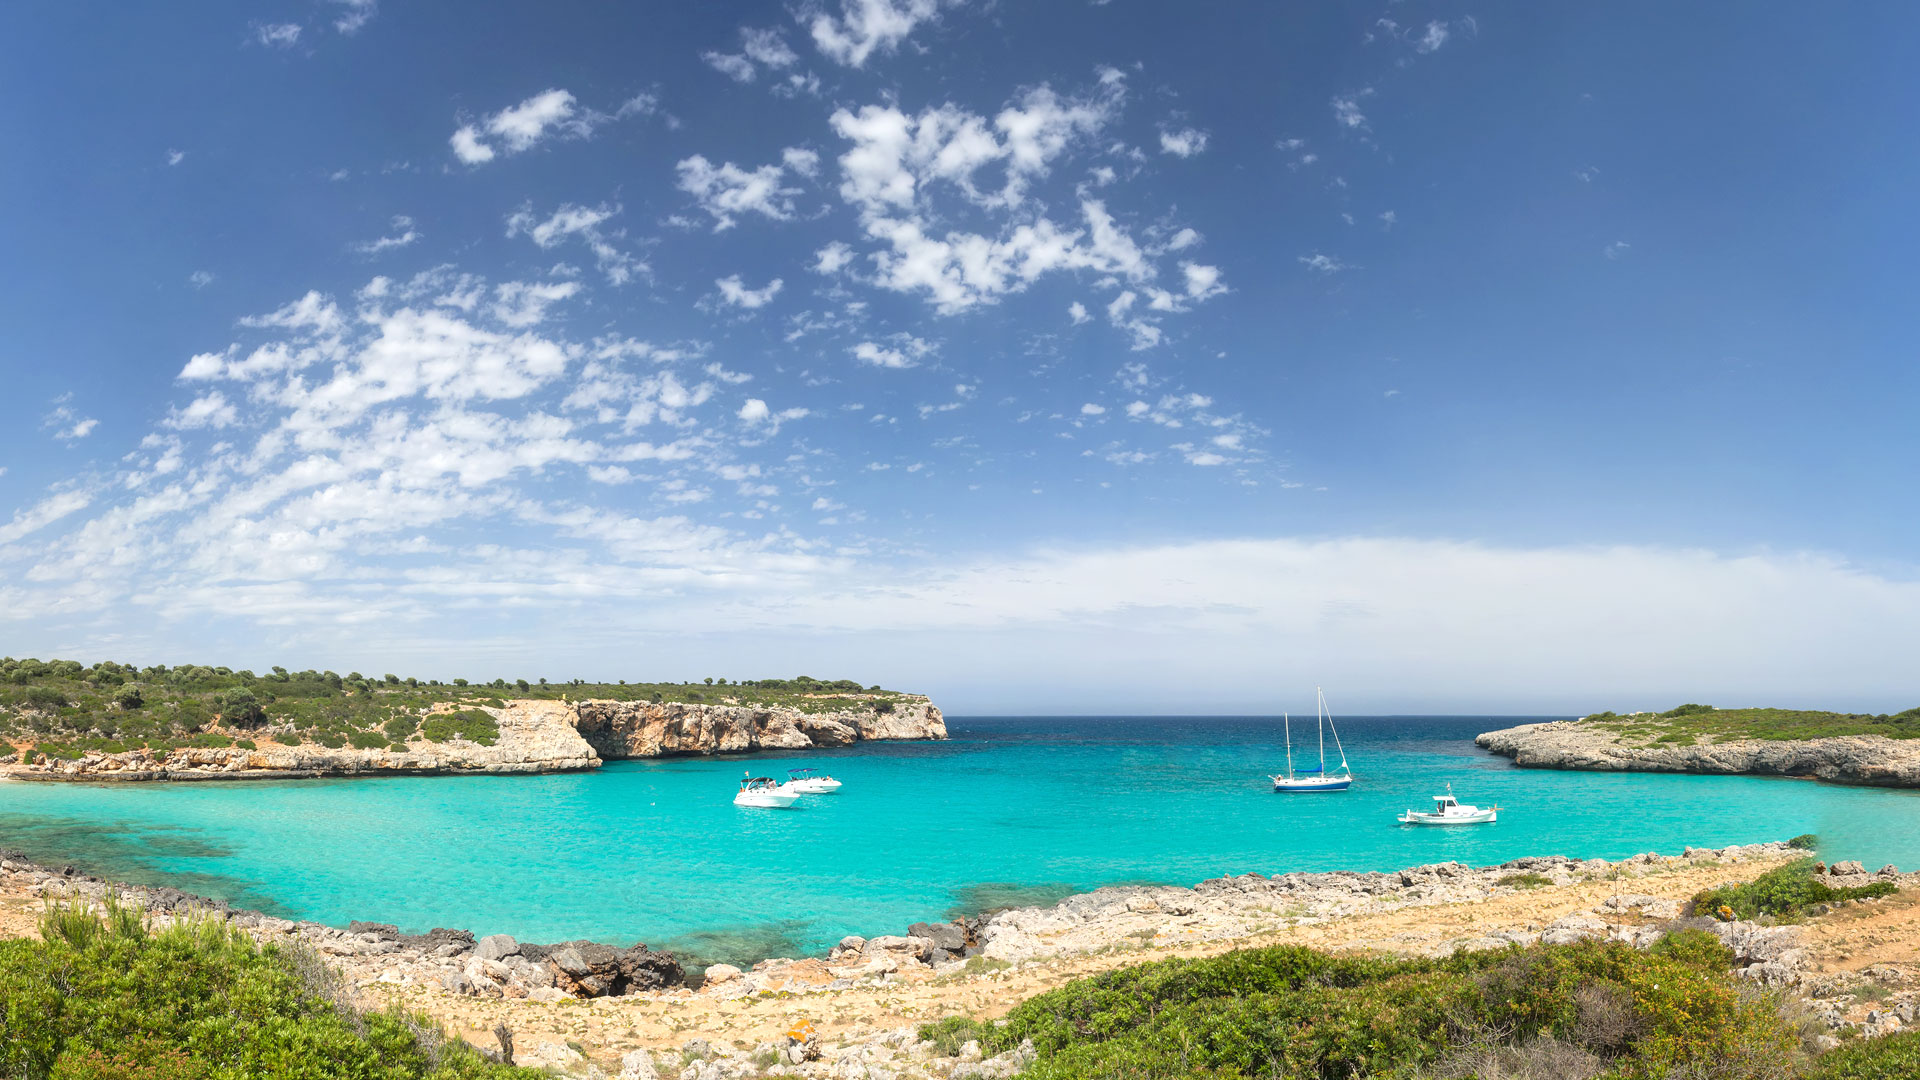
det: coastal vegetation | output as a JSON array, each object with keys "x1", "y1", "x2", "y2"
[
  {"x1": 1692, "y1": 859, "x2": 1899, "y2": 922},
  {"x1": 923, "y1": 930, "x2": 1911, "y2": 1079},
  {"x1": 0, "y1": 900, "x2": 526, "y2": 1079},
  {"x1": 0, "y1": 656, "x2": 909, "y2": 762},
  {"x1": 1582, "y1": 704, "x2": 1920, "y2": 744}
]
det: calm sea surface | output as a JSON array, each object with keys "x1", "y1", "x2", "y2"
[{"x1": 4, "y1": 716, "x2": 1918, "y2": 966}]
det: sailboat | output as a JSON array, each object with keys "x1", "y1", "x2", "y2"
[{"x1": 1270, "y1": 688, "x2": 1353, "y2": 792}]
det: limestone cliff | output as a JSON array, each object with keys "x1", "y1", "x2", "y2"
[
  {"x1": 1476, "y1": 720, "x2": 1920, "y2": 788},
  {"x1": 2, "y1": 696, "x2": 944, "y2": 782},
  {"x1": 571, "y1": 698, "x2": 946, "y2": 759}
]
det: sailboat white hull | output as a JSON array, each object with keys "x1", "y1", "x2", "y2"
[
  {"x1": 1272, "y1": 776, "x2": 1352, "y2": 792},
  {"x1": 1397, "y1": 808, "x2": 1496, "y2": 825}
]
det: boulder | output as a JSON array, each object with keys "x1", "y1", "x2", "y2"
[
  {"x1": 620, "y1": 1049, "x2": 661, "y2": 1080},
  {"x1": 1830, "y1": 860, "x2": 1867, "y2": 876},
  {"x1": 544, "y1": 940, "x2": 684, "y2": 997},
  {"x1": 475, "y1": 934, "x2": 519, "y2": 962},
  {"x1": 907, "y1": 921, "x2": 968, "y2": 955},
  {"x1": 703, "y1": 963, "x2": 743, "y2": 985}
]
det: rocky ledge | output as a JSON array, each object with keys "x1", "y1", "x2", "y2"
[
  {"x1": 2, "y1": 697, "x2": 945, "y2": 782},
  {"x1": 1475, "y1": 720, "x2": 1920, "y2": 787}
]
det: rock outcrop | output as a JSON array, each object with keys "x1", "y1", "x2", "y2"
[
  {"x1": 1476, "y1": 720, "x2": 1920, "y2": 787},
  {"x1": 2, "y1": 696, "x2": 944, "y2": 782},
  {"x1": 571, "y1": 698, "x2": 946, "y2": 759}
]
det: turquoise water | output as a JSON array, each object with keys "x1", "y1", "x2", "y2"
[{"x1": 4, "y1": 716, "x2": 1919, "y2": 967}]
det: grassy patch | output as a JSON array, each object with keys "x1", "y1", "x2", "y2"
[
  {"x1": 1692, "y1": 859, "x2": 1898, "y2": 922},
  {"x1": 1497, "y1": 872, "x2": 1554, "y2": 890},
  {"x1": 1810, "y1": 1031, "x2": 1920, "y2": 1079},
  {"x1": 1584, "y1": 705, "x2": 1920, "y2": 742}
]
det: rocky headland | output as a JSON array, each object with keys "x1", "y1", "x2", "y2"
[
  {"x1": 1476, "y1": 719, "x2": 1920, "y2": 787},
  {"x1": 1, "y1": 697, "x2": 945, "y2": 782},
  {"x1": 9, "y1": 840, "x2": 1917, "y2": 1076}
]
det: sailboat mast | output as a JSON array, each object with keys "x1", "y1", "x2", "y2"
[
  {"x1": 1284, "y1": 712, "x2": 1293, "y2": 780},
  {"x1": 1317, "y1": 687, "x2": 1326, "y2": 771}
]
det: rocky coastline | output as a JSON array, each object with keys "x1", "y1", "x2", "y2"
[
  {"x1": 5, "y1": 840, "x2": 1914, "y2": 1076},
  {"x1": 1476, "y1": 719, "x2": 1920, "y2": 787},
  {"x1": 1, "y1": 697, "x2": 945, "y2": 782}
]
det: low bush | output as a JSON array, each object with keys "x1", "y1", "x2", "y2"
[
  {"x1": 1497, "y1": 872, "x2": 1553, "y2": 889},
  {"x1": 420, "y1": 709, "x2": 499, "y2": 746},
  {"x1": 347, "y1": 730, "x2": 388, "y2": 750},
  {"x1": 1810, "y1": 1031, "x2": 1920, "y2": 1079},
  {"x1": 955, "y1": 937, "x2": 1805, "y2": 1080},
  {"x1": 0, "y1": 898, "x2": 526, "y2": 1078},
  {"x1": 1693, "y1": 859, "x2": 1898, "y2": 921}
]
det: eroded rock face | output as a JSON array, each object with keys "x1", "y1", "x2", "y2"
[
  {"x1": 6, "y1": 700, "x2": 600, "y2": 783},
  {"x1": 571, "y1": 699, "x2": 946, "y2": 759},
  {"x1": 1475, "y1": 721, "x2": 1920, "y2": 787}
]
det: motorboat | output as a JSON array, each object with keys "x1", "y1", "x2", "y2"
[
  {"x1": 780, "y1": 767, "x2": 842, "y2": 794},
  {"x1": 1270, "y1": 688, "x2": 1353, "y2": 792},
  {"x1": 734, "y1": 776, "x2": 798, "y2": 808},
  {"x1": 1398, "y1": 786, "x2": 1498, "y2": 825}
]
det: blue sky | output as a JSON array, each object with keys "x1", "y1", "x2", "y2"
[{"x1": 2, "y1": 1, "x2": 1915, "y2": 713}]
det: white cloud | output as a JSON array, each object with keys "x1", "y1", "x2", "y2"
[
  {"x1": 1332, "y1": 90, "x2": 1372, "y2": 130},
  {"x1": 703, "y1": 51, "x2": 758, "y2": 82},
  {"x1": 850, "y1": 337, "x2": 931, "y2": 369},
  {"x1": 1181, "y1": 262, "x2": 1226, "y2": 300},
  {"x1": 782, "y1": 147, "x2": 821, "y2": 178},
  {"x1": 166, "y1": 149, "x2": 186, "y2": 167},
  {"x1": 331, "y1": 0, "x2": 377, "y2": 33},
  {"x1": 1080, "y1": 403, "x2": 1105, "y2": 415},
  {"x1": 1298, "y1": 252, "x2": 1352, "y2": 274},
  {"x1": 676, "y1": 154, "x2": 805, "y2": 230},
  {"x1": 1068, "y1": 301, "x2": 1090, "y2": 324},
  {"x1": 505, "y1": 203, "x2": 645, "y2": 284},
  {"x1": 450, "y1": 89, "x2": 604, "y2": 165},
  {"x1": 42, "y1": 396, "x2": 98, "y2": 442},
  {"x1": 353, "y1": 215, "x2": 420, "y2": 255},
  {"x1": 742, "y1": 27, "x2": 799, "y2": 67},
  {"x1": 0, "y1": 490, "x2": 92, "y2": 545},
  {"x1": 165, "y1": 390, "x2": 239, "y2": 430},
  {"x1": 808, "y1": 0, "x2": 947, "y2": 68},
  {"x1": 1158, "y1": 127, "x2": 1209, "y2": 157},
  {"x1": 1606, "y1": 240, "x2": 1632, "y2": 259},
  {"x1": 1378, "y1": 210, "x2": 1397, "y2": 228},
  {"x1": 814, "y1": 241, "x2": 856, "y2": 274},
  {"x1": 189, "y1": 270, "x2": 215, "y2": 289},
  {"x1": 1164, "y1": 227, "x2": 1200, "y2": 252},
  {"x1": 714, "y1": 275, "x2": 785, "y2": 309},
  {"x1": 256, "y1": 23, "x2": 302, "y2": 48},
  {"x1": 1415, "y1": 20, "x2": 1450, "y2": 53},
  {"x1": 490, "y1": 280, "x2": 581, "y2": 327}
]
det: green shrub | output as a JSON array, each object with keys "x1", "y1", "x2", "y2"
[
  {"x1": 420, "y1": 709, "x2": 498, "y2": 746},
  {"x1": 0, "y1": 899, "x2": 527, "y2": 1079},
  {"x1": 347, "y1": 730, "x2": 387, "y2": 750},
  {"x1": 977, "y1": 938, "x2": 1800, "y2": 1080},
  {"x1": 273, "y1": 731, "x2": 302, "y2": 746},
  {"x1": 1787, "y1": 834, "x2": 1820, "y2": 850},
  {"x1": 1693, "y1": 859, "x2": 1898, "y2": 921},
  {"x1": 1811, "y1": 1031, "x2": 1920, "y2": 1078},
  {"x1": 314, "y1": 732, "x2": 347, "y2": 749},
  {"x1": 1649, "y1": 927, "x2": 1736, "y2": 973},
  {"x1": 1497, "y1": 872, "x2": 1553, "y2": 889},
  {"x1": 383, "y1": 715, "x2": 419, "y2": 741}
]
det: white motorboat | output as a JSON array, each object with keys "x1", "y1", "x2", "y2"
[
  {"x1": 1270, "y1": 688, "x2": 1353, "y2": 793},
  {"x1": 734, "y1": 776, "x2": 799, "y2": 808},
  {"x1": 1398, "y1": 786, "x2": 1498, "y2": 825},
  {"x1": 780, "y1": 767, "x2": 842, "y2": 794}
]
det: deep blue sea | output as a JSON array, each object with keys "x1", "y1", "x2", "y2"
[{"x1": 4, "y1": 715, "x2": 1918, "y2": 967}]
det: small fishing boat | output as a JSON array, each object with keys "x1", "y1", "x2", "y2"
[
  {"x1": 1270, "y1": 688, "x2": 1353, "y2": 792},
  {"x1": 1398, "y1": 786, "x2": 1498, "y2": 825},
  {"x1": 781, "y1": 767, "x2": 842, "y2": 794},
  {"x1": 734, "y1": 776, "x2": 798, "y2": 808}
]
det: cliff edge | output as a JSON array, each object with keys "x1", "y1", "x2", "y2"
[
  {"x1": 3, "y1": 697, "x2": 944, "y2": 782},
  {"x1": 1476, "y1": 719, "x2": 1920, "y2": 787}
]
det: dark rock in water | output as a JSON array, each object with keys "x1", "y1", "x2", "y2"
[
  {"x1": 907, "y1": 921, "x2": 968, "y2": 954},
  {"x1": 348, "y1": 922, "x2": 475, "y2": 954},
  {"x1": 540, "y1": 940, "x2": 685, "y2": 997}
]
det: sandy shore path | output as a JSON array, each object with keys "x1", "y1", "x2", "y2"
[{"x1": 353, "y1": 852, "x2": 1798, "y2": 1073}]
